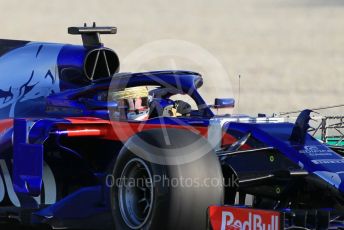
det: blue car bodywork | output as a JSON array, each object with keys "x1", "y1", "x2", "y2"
[{"x1": 0, "y1": 26, "x2": 343, "y2": 229}]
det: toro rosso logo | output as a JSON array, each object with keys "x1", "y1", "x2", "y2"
[{"x1": 209, "y1": 206, "x2": 280, "y2": 230}]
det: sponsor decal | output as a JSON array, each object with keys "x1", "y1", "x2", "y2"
[
  {"x1": 209, "y1": 206, "x2": 280, "y2": 230},
  {"x1": 299, "y1": 145, "x2": 333, "y2": 156},
  {"x1": 312, "y1": 159, "x2": 344, "y2": 164}
]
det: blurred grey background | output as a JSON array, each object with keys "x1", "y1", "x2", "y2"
[{"x1": 0, "y1": 0, "x2": 343, "y2": 116}]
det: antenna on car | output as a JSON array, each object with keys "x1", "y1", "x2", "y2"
[
  {"x1": 68, "y1": 22, "x2": 117, "y2": 47},
  {"x1": 237, "y1": 74, "x2": 241, "y2": 113},
  {"x1": 280, "y1": 104, "x2": 344, "y2": 116}
]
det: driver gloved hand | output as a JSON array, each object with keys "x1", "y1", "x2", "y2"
[{"x1": 175, "y1": 100, "x2": 192, "y2": 115}]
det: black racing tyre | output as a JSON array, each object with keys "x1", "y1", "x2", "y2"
[{"x1": 109, "y1": 128, "x2": 223, "y2": 230}]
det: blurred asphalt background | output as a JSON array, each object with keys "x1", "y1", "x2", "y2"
[{"x1": 0, "y1": 0, "x2": 343, "y2": 116}]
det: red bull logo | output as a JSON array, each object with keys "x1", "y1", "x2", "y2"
[{"x1": 209, "y1": 206, "x2": 280, "y2": 230}]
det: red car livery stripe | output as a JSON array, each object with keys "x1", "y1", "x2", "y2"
[
  {"x1": 62, "y1": 117, "x2": 209, "y2": 141},
  {"x1": 221, "y1": 132, "x2": 252, "y2": 150},
  {"x1": 0, "y1": 119, "x2": 13, "y2": 133},
  {"x1": 208, "y1": 206, "x2": 280, "y2": 230}
]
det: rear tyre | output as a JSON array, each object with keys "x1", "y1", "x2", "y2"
[{"x1": 110, "y1": 128, "x2": 223, "y2": 230}]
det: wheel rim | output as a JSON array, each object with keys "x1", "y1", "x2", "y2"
[{"x1": 118, "y1": 158, "x2": 153, "y2": 229}]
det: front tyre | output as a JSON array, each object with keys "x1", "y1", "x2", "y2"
[{"x1": 110, "y1": 128, "x2": 224, "y2": 230}]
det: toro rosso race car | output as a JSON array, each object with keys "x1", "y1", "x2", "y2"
[{"x1": 0, "y1": 25, "x2": 343, "y2": 230}]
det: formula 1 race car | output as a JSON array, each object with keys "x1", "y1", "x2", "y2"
[{"x1": 0, "y1": 25, "x2": 344, "y2": 230}]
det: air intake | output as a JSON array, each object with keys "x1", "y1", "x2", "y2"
[{"x1": 84, "y1": 48, "x2": 119, "y2": 81}]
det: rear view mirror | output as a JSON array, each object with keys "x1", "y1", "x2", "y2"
[{"x1": 213, "y1": 98, "x2": 235, "y2": 108}]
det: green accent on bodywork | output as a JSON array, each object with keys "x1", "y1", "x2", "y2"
[{"x1": 269, "y1": 155, "x2": 275, "y2": 162}]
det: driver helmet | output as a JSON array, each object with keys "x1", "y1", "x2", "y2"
[{"x1": 110, "y1": 86, "x2": 149, "y2": 121}]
